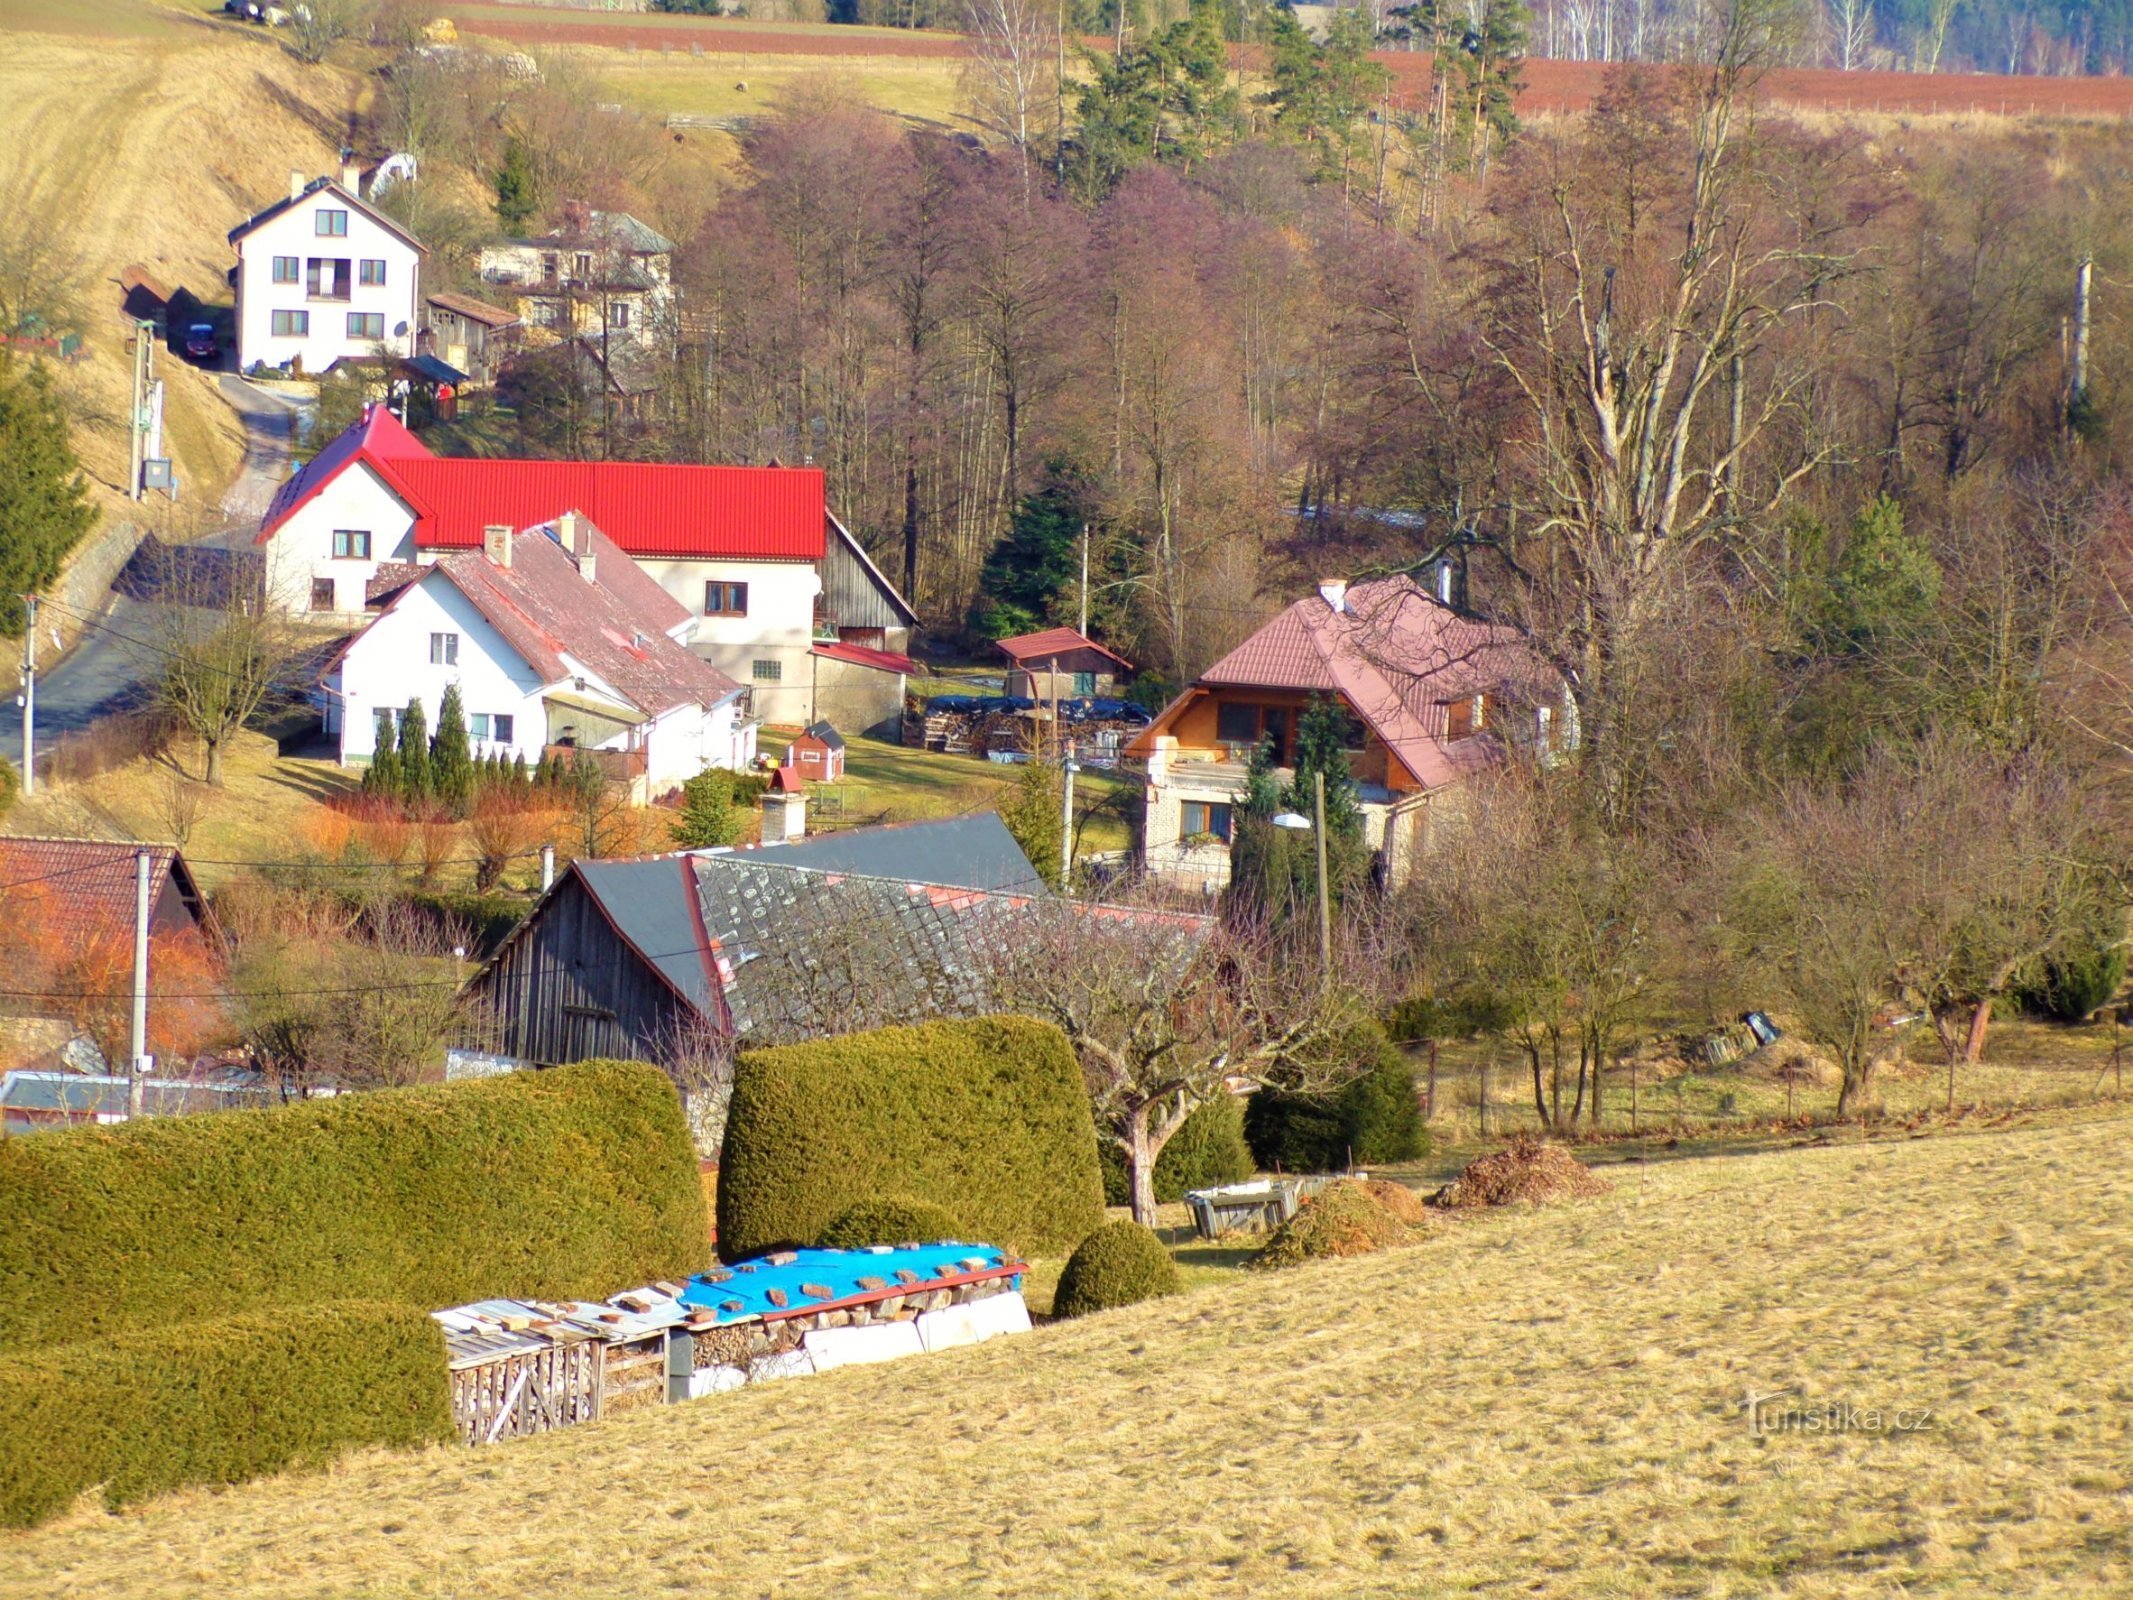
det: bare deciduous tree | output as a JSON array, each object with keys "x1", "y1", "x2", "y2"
[{"x1": 135, "y1": 542, "x2": 301, "y2": 788}]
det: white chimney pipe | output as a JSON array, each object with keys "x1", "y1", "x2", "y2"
[
  {"x1": 1318, "y1": 578, "x2": 1348, "y2": 614},
  {"x1": 483, "y1": 523, "x2": 513, "y2": 569},
  {"x1": 289, "y1": 170, "x2": 306, "y2": 202},
  {"x1": 340, "y1": 161, "x2": 363, "y2": 196},
  {"x1": 1436, "y1": 562, "x2": 1454, "y2": 604}
]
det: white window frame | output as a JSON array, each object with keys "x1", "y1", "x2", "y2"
[{"x1": 430, "y1": 632, "x2": 459, "y2": 666}]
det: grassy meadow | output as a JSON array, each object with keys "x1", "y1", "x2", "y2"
[{"x1": 5, "y1": 1109, "x2": 2129, "y2": 1597}]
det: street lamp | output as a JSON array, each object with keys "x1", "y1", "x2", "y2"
[{"x1": 1267, "y1": 773, "x2": 1332, "y2": 973}]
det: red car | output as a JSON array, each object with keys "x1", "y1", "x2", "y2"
[{"x1": 183, "y1": 323, "x2": 219, "y2": 363}]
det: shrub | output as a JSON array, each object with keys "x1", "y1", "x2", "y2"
[
  {"x1": 718, "y1": 1016, "x2": 1105, "y2": 1260},
  {"x1": 0, "y1": 1059, "x2": 707, "y2": 1348},
  {"x1": 1099, "y1": 1094, "x2": 1254, "y2": 1205},
  {"x1": 1051, "y1": 1220, "x2": 1180, "y2": 1318},
  {"x1": 0, "y1": 1302, "x2": 452, "y2": 1528},
  {"x1": 1245, "y1": 1041, "x2": 1429, "y2": 1172},
  {"x1": 2017, "y1": 923, "x2": 2127, "y2": 1022},
  {"x1": 0, "y1": 755, "x2": 18, "y2": 819},
  {"x1": 816, "y1": 1194, "x2": 966, "y2": 1249},
  {"x1": 1248, "y1": 1181, "x2": 1409, "y2": 1271}
]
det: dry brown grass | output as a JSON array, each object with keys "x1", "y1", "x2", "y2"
[{"x1": 6, "y1": 1112, "x2": 2131, "y2": 1597}]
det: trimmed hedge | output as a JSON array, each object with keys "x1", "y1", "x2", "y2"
[
  {"x1": 0, "y1": 1059, "x2": 708, "y2": 1349},
  {"x1": 817, "y1": 1195, "x2": 966, "y2": 1249},
  {"x1": 1245, "y1": 1043, "x2": 1429, "y2": 1173},
  {"x1": 0, "y1": 1301, "x2": 453, "y2": 1528},
  {"x1": 1099, "y1": 1094, "x2": 1255, "y2": 1205},
  {"x1": 719, "y1": 1016, "x2": 1105, "y2": 1260},
  {"x1": 1052, "y1": 1221, "x2": 1180, "y2": 1318}
]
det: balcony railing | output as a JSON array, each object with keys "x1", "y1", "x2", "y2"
[{"x1": 543, "y1": 744, "x2": 646, "y2": 784}]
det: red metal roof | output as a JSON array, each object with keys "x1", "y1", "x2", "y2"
[
  {"x1": 994, "y1": 627, "x2": 1133, "y2": 671},
  {"x1": 260, "y1": 409, "x2": 828, "y2": 563},
  {"x1": 811, "y1": 640, "x2": 916, "y2": 674}
]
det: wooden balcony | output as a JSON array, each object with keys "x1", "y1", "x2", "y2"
[{"x1": 543, "y1": 744, "x2": 646, "y2": 784}]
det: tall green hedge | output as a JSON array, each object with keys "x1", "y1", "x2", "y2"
[
  {"x1": 719, "y1": 1016, "x2": 1105, "y2": 1259},
  {"x1": 1099, "y1": 1094, "x2": 1255, "y2": 1205},
  {"x1": 0, "y1": 1301, "x2": 453, "y2": 1528},
  {"x1": 0, "y1": 1058, "x2": 708, "y2": 1349}
]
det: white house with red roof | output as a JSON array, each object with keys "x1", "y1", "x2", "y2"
[
  {"x1": 321, "y1": 511, "x2": 754, "y2": 794},
  {"x1": 257, "y1": 406, "x2": 919, "y2": 727},
  {"x1": 1123, "y1": 576, "x2": 1568, "y2": 892},
  {"x1": 228, "y1": 171, "x2": 426, "y2": 376}
]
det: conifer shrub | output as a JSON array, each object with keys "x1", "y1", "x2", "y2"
[
  {"x1": 1051, "y1": 1220, "x2": 1180, "y2": 1318},
  {"x1": 718, "y1": 1016, "x2": 1104, "y2": 1259},
  {"x1": 0, "y1": 1059, "x2": 707, "y2": 1348},
  {"x1": 1245, "y1": 1036, "x2": 1428, "y2": 1172},
  {"x1": 816, "y1": 1195, "x2": 966, "y2": 1249},
  {"x1": 0, "y1": 1302, "x2": 452, "y2": 1528}
]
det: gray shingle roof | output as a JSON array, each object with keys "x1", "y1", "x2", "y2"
[
  {"x1": 574, "y1": 856, "x2": 719, "y2": 1015},
  {"x1": 741, "y1": 814, "x2": 1044, "y2": 895}
]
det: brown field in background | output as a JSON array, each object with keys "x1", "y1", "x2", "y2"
[{"x1": 447, "y1": 2, "x2": 2133, "y2": 119}]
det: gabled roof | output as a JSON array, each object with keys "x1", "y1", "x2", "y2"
[
  {"x1": 794, "y1": 721, "x2": 846, "y2": 752},
  {"x1": 572, "y1": 855, "x2": 721, "y2": 1016},
  {"x1": 228, "y1": 177, "x2": 426, "y2": 255},
  {"x1": 995, "y1": 627, "x2": 1134, "y2": 671},
  {"x1": 412, "y1": 514, "x2": 742, "y2": 718},
  {"x1": 1135, "y1": 575, "x2": 1552, "y2": 789},
  {"x1": 258, "y1": 410, "x2": 829, "y2": 563},
  {"x1": 0, "y1": 839, "x2": 208, "y2": 945},
  {"x1": 426, "y1": 290, "x2": 520, "y2": 328},
  {"x1": 514, "y1": 210, "x2": 675, "y2": 256}
]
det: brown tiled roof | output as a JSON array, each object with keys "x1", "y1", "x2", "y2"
[
  {"x1": 425, "y1": 515, "x2": 743, "y2": 717},
  {"x1": 366, "y1": 561, "x2": 425, "y2": 605},
  {"x1": 0, "y1": 839, "x2": 205, "y2": 946},
  {"x1": 1148, "y1": 575, "x2": 1554, "y2": 789},
  {"x1": 994, "y1": 627, "x2": 1133, "y2": 671},
  {"x1": 426, "y1": 290, "x2": 520, "y2": 329}
]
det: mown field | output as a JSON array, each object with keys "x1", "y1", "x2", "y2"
[{"x1": 5, "y1": 1109, "x2": 2128, "y2": 1597}]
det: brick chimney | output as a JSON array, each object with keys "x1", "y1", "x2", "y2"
[
  {"x1": 561, "y1": 198, "x2": 591, "y2": 235},
  {"x1": 557, "y1": 512, "x2": 595, "y2": 585},
  {"x1": 482, "y1": 523, "x2": 513, "y2": 569},
  {"x1": 1318, "y1": 577, "x2": 1349, "y2": 614}
]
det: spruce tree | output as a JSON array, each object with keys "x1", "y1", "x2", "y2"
[
  {"x1": 398, "y1": 700, "x2": 433, "y2": 802},
  {"x1": 0, "y1": 358, "x2": 95, "y2": 636},
  {"x1": 670, "y1": 768, "x2": 740, "y2": 848},
  {"x1": 432, "y1": 683, "x2": 475, "y2": 815},
  {"x1": 494, "y1": 139, "x2": 538, "y2": 230},
  {"x1": 511, "y1": 753, "x2": 531, "y2": 789},
  {"x1": 976, "y1": 462, "x2": 1090, "y2": 639},
  {"x1": 364, "y1": 706, "x2": 401, "y2": 801}
]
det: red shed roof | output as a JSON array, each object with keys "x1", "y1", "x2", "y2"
[
  {"x1": 994, "y1": 626, "x2": 1133, "y2": 671},
  {"x1": 260, "y1": 408, "x2": 828, "y2": 563},
  {"x1": 811, "y1": 640, "x2": 916, "y2": 675}
]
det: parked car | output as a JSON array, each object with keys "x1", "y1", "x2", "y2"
[{"x1": 182, "y1": 323, "x2": 219, "y2": 363}]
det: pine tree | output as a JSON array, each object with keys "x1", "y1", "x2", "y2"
[
  {"x1": 976, "y1": 462, "x2": 1091, "y2": 639},
  {"x1": 432, "y1": 683, "x2": 475, "y2": 815},
  {"x1": 670, "y1": 768, "x2": 741, "y2": 848},
  {"x1": 364, "y1": 706, "x2": 401, "y2": 801},
  {"x1": 0, "y1": 358, "x2": 95, "y2": 636},
  {"x1": 494, "y1": 139, "x2": 538, "y2": 230},
  {"x1": 398, "y1": 700, "x2": 433, "y2": 802},
  {"x1": 1284, "y1": 695, "x2": 1363, "y2": 838}
]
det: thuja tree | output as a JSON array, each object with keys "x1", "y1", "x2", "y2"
[{"x1": 431, "y1": 684, "x2": 475, "y2": 816}]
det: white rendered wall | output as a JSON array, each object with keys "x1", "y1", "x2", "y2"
[{"x1": 235, "y1": 193, "x2": 421, "y2": 375}]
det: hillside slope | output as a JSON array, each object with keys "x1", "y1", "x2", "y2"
[
  {"x1": 5, "y1": 1112, "x2": 2128, "y2": 1597},
  {"x1": 0, "y1": 1, "x2": 360, "y2": 517}
]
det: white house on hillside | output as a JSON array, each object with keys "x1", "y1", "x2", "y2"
[
  {"x1": 261, "y1": 407, "x2": 920, "y2": 730},
  {"x1": 228, "y1": 169, "x2": 425, "y2": 376},
  {"x1": 321, "y1": 511, "x2": 754, "y2": 797}
]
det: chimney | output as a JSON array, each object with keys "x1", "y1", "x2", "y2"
[
  {"x1": 761, "y1": 787, "x2": 807, "y2": 843},
  {"x1": 1435, "y1": 560, "x2": 1455, "y2": 605},
  {"x1": 482, "y1": 523, "x2": 513, "y2": 569},
  {"x1": 561, "y1": 198, "x2": 591, "y2": 235},
  {"x1": 557, "y1": 512, "x2": 595, "y2": 585},
  {"x1": 340, "y1": 161, "x2": 362, "y2": 196},
  {"x1": 1318, "y1": 577, "x2": 1349, "y2": 614},
  {"x1": 289, "y1": 170, "x2": 306, "y2": 202}
]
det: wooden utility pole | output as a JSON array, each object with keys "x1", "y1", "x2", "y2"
[
  {"x1": 1313, "y1": 770, "x2": 1331, "y2": 974},
  {"x1": 18, "y1": 595, "x2": 34, "y2": 797},
  {"x1": 129, "y1": 849, "x2": 151, "y2": 1118}
]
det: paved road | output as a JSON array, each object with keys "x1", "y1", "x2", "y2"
[{"x1": 0, "y1": 380, "x2": 305, "y2": 769}]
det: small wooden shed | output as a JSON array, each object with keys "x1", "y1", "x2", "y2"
[
  {"x1": 995, "y1": 627, "x2": 1134, "y2": 702},
  {"x1": 783, "y1": 720, "x2": 846, "y2": 782}
]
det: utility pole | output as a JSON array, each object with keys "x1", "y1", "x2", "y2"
[
  {"x1": 1060, "y1": 742, "x2": 1077, "y2": 890},
  {"x1": 540, "y1": 843, "x2": 556, "y2": 893},
  {"x1": 129, "y1": 849, "x2": 151, "y2": 1119},
  {"x1": 1313, "y1": 770, "x2": 1331, "y2": 975},
  {"x1": 1078, "y1": 523, "x2": 1090, "y2": 638},
  {"x1": 18, "y1": 595, "x2": 34, "y2": 796},
  {"x1": 127, "y1": 318, "x2": 154, "y2": 501}
]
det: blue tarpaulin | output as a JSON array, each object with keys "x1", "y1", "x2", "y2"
[{"x1": 678, "y1": 1243, "x2": 1020, "y2": 1325}]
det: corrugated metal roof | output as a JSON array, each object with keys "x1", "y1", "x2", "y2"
[
  {"x1": 994, "y1": 627, "x2": 1134, "y2": 670},
  {"x1": 743, "y1": 814, "x2": 1044, "y2": 894},
  {"x1": 260, "y1": 410, "x2": 829, "y2": 563},
  {"x1": 680, "y1": 1245, "x2": 1018, "y2": 1325},
  {"x1": 573, "y1": 856, "x2": 720, "y2": 1017},
  {"x1": 810, "y1": 640, "x2": 916, "y2": 674}
]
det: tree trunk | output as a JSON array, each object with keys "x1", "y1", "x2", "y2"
[
  {"x1": 204, "y1": 734, "x2": 226, "y2": 788},
  {"x1": 1962, "y1": 997, "x2": 1993, "y2": 1066},
  {"x1": 1123, "y1": 1104, "x2": 1159, "y2": 1227},
  {"x1": 1837, "y1": 1054, "x2": 1879, "y2": 1119}
]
